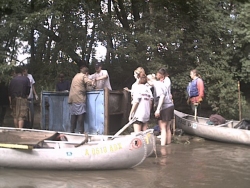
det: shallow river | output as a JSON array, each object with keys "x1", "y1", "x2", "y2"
[{"x1": 0, "y1": 139, "x2": 249, "y2": 188}]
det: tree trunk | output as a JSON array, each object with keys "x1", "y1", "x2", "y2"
[{"x1": 30, "y1": 0, "x2": 35, "y2": 65}]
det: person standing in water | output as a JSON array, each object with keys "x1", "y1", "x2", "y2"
[
  {"x1": 148, "y1": 68, "x2": 174, "y2": 145},
  {"x1": 9, "y1": 67, "x2": 30, "y2": 128},
  {"x1": 128, "y1": 74, "x2": 153, "y2": 132},
  {"x1": 186, "y1": 69, "x2": 204, "y2": 115}
]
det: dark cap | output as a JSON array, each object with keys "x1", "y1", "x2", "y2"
[{"x1": 95, "y1": 62, "x2": 102, "y2": 68}]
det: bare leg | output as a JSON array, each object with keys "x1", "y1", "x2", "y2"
[
  {"x1": 166, "y1": 121, "x2": 172, "y2": 145},
  {"x1": 159, "y1": 120, "x2": 167, "y2": 146},
  {"x1": 18, "y1": 119, "x2": 24, "y2": 128},
  {"x1": 133, "y1": 123, "x2": 142, "y2": 132},
  {"x1": 14, "y1": 118, "x2": 18, "y2": 128},
  {"x1": 142, "y1": 122, "x2": 148, "y2": 131}
]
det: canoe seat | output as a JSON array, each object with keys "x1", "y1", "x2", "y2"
[
  {"x1": 216, "y1": 124, "x2": 228, "y2": 127},
  {"x1": 40, "y1": 140, "x2": 81, "y2": 149},
  {"x1": 215, "y1": 121, "x2": 234, "y2": 128},
  {"x1": 0, "y1": 131, "x2": 60, "y2": 149},
  {"x1": 39, "y1": 138, "x2": 95, "y2": 149}
]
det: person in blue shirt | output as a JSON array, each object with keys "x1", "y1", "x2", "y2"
[{"x1": 56, "y1": 73, "x2": 71, "y2": 91}]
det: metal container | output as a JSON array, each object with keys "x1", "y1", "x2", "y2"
[{"x1": 41, "y1": 89, "x2": 130, "y2": 134}]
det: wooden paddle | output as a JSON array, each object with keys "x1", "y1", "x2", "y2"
[
  {"x1": 111, "y1": 117, "x2": 138, "y2": 140},
  {"x1": 194, "y1": 103, "x2": 198, "y2": 122},
  {"x1": 0, "y1": 143, "x2": 33, "y2": 150}
]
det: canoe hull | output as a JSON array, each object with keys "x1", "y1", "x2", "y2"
[
  {"x1": 0, "y1": 128, "x2": 148, "y2": 170},
  {"x1": 174, "y1": 110, "x2": 250, "y2": 145}
]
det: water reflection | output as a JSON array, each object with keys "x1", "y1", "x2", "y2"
[{"x1": 0, "y1": 140, "x2": 250, "y2": 188}]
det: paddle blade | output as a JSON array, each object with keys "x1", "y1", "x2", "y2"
[{"x1": 0, "y1": 143, "x2": 33, "y2": 150}]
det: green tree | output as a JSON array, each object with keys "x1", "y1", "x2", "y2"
[{"x1": 1, "y1": 0, "x2": 250, "y2": 118}]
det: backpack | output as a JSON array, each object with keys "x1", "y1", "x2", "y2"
[{"x1": 209, "y1": 114, "x2": 226, "y2": 125}]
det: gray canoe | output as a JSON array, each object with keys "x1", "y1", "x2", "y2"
[
  {"x1": 0, "y1": 127, "x2": 148, "y2": 170},
  {"x1": 174, "y1": 110, "x2": 250, "y2": 145}
]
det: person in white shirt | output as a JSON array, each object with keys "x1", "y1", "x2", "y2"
[
  {"x1": 22, "y1": 67, "x2": 38, "y2": 128},
  {"x1": 123, "y1": 67, "x2": 145, "y2": 101},
  {"x1": 163, "y1": 71, "x2": 172, "y2": 100},
  {"x1": 147, "y1": 68, "x2": 174, "y2": 146},
  {"x1": 90, "y1": 62, "x2": 112, "y2": 90},
  {"x1": 129, "y1": 75, "x2": 153, "y2": 132}
]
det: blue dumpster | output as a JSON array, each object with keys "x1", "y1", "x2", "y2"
[
  {"x1": 41, "y1": 91, "x2": 70, "y2": 132},
  {"x1": 41, "y1": 89, "x2": 130, "y2": 134},
  {"x1": 84, "y1": 90, "x2": 105, "y2": 134}
]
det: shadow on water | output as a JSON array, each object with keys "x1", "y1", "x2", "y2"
[{"x1": 1, "y1": 139, "x2": 250, "y2": 188}]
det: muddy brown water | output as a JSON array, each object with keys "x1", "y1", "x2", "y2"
[{"x1": 0, "y1": 140, "x2": 250, "y2": 188}]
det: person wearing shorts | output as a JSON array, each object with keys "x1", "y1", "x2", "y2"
[
  {"x1": 129, "y1": 75, "x2": 153, "y2": 132},
  {"x1": 9, "y1": 67, "x2": 30, "y2": 128},
  {"x1": 149, "y1": 68, "x2": 174, "y2": 146}
]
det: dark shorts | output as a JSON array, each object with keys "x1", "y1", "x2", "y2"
[
  {"x1": 11, "y1": 97, "x2": 28, "y2": 121},
  {"x1": 134, "y1": 120, "x2": 144, "y2": 125},
  {"x1": 158, "y1": 105, "x2": 174, "y2": 122}
]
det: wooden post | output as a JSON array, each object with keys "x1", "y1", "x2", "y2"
[
  {"x1": 238, "y1": 81, "x2": 242, "y2": 121},
  {"x1": 104, "y1": 88, "x2": 109, "y2": 135}
]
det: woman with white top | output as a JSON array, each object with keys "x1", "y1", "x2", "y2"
[
  {"x1": 123, "y1": 67, "x2": 145, "y2": 100},
  {"x1": 128, "y1": 75, "x2": 153, "y2": 132}
]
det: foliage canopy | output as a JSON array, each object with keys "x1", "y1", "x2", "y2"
[{"x1": 1, "y1": 0, "x2": 250, "y2": 119}]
